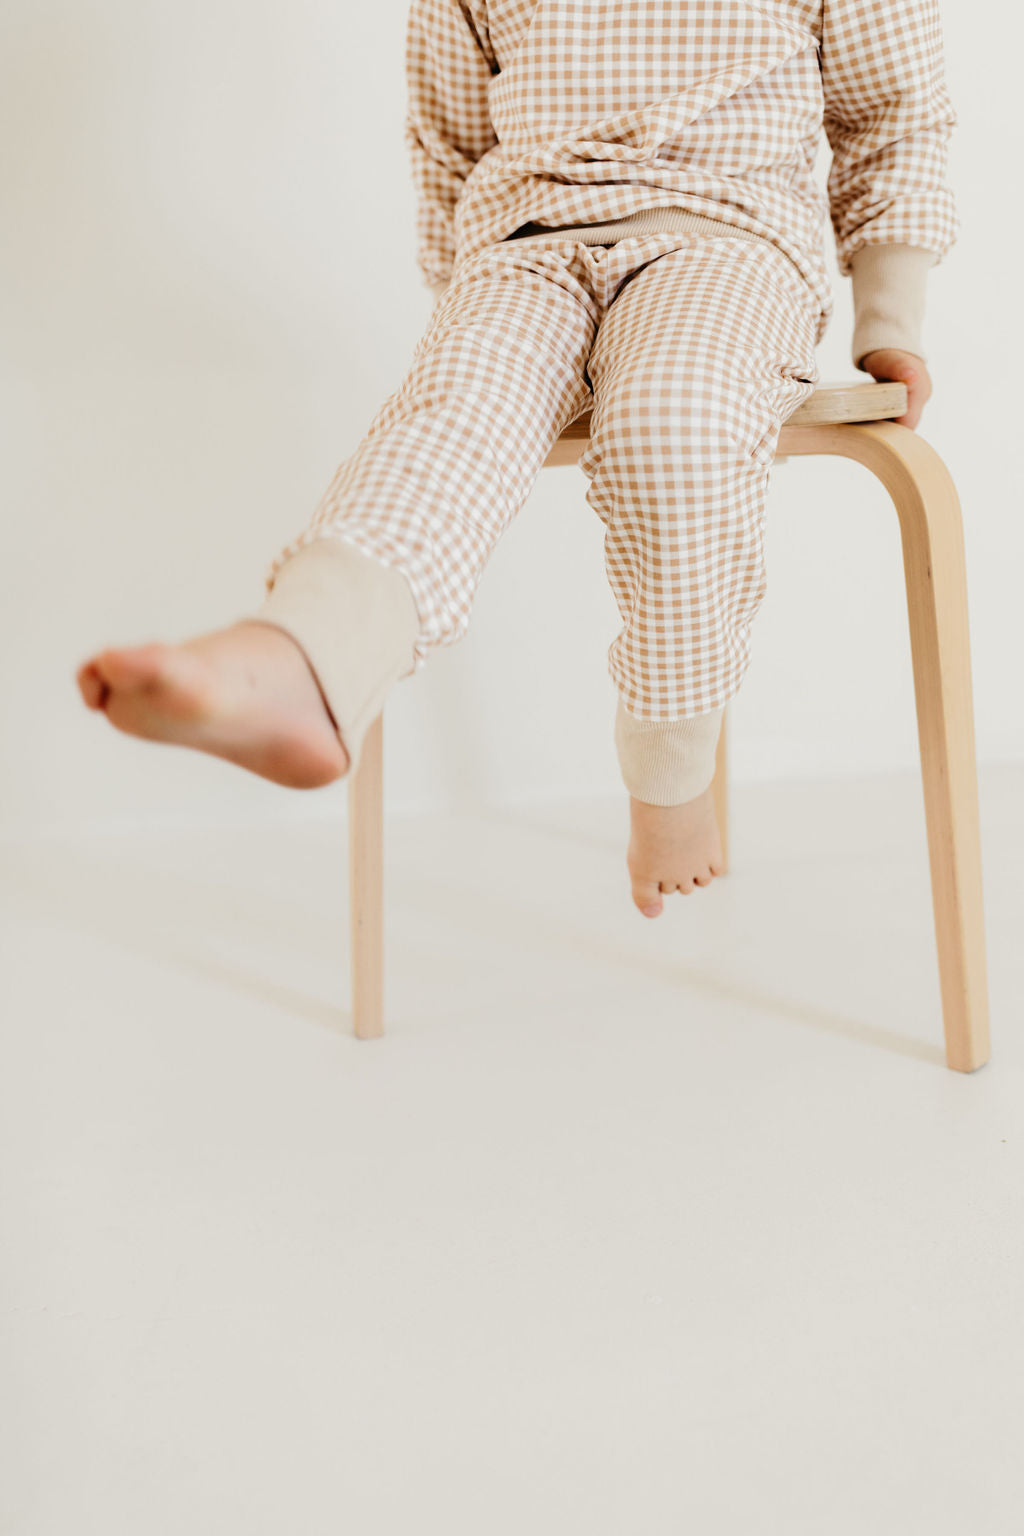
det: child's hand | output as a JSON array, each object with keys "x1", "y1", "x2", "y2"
[{"x1": 858, "y1": 348, "x2": 932, "y2": 431}]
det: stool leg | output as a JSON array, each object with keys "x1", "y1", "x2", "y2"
[
  {"x1": 348, "y1": 710, "x2": 385, "y2": 1039},
  {"x1": 815, "y1": 421, "x2": 991, "y2": 1073},
  {"x1": 712, "y1": 704, "x2": 729, "y2": 875}
]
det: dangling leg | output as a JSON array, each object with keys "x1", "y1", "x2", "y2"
[
  {"x1": 75, "y1": 244, "x2": 598, "y2": 784},
  {"x1": 578, "y1": 234, "x2": 820, "y2": 915}
]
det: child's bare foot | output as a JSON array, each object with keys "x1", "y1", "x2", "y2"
[
  {"x1": 74, "y1": 621, "x2": 349, "y2": 788},
  {"x1": 627, "y1": 785, "x2": 724, "y2": 917}
]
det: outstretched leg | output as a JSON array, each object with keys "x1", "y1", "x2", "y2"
[{"x1": 76, "y1": 243, "x2": 599, "y2": 783}]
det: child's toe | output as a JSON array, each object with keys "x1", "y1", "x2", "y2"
[
  {"x1": 76, "y1": 663, "x2": 108, "y2": 709},
  {"x1": 94, "y1": 644, "x2": 168, "y2": 692},
  {"x1": 632, "y1": 880, "x2": 663, "y2": 917}
]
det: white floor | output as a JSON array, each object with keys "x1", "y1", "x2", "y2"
[{"x1": 2, "y1": 768, "x2": 1022, "y2": 1535}]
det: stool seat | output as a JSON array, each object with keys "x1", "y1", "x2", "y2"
[
  {"x1": 554, "y1": 379, "x2": 907, "y2": 439},
  {"x1": 544, "y1": 380, "x2": 909, "y2": 467}
]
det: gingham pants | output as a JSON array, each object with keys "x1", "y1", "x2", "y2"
[{"x1": 244, "y1": 228, "x2": 822, "y2": 795}]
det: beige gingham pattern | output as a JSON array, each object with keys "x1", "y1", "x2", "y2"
[
  {"x1": 263, "y1": 228, "x2": 821, "y2": 720},
  {"x1": 405, "y1": 0, "x2": 959, "y2": 335}
]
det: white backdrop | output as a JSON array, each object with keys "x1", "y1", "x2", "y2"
[{"x1": 2, "y1": 0, "x2": 1019, "y2": 837}]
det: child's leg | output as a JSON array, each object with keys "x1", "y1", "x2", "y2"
[
  {"x1": 236, "y1": 244, "x2": 600, "y2": 774},
  {"x1": 77, "y1": 245, "x2": 598, "y2": 785},
  {"x1": 578, "y1": 235, "x2": 820, "y2": 908}
]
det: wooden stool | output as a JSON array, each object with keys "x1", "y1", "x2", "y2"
[{"x1": 347, "y1": 380, "x2": 990, "y2": 1073}]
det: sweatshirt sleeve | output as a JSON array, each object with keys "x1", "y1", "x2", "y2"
[
  {"x1": 819, "y1": 0, "x2": 960, "y2": 370},
  {"x1": 405, "y1": 0, "x2": 499, "y2": 293}
]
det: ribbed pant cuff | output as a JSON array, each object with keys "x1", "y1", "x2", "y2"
[
  {"x1": 236, "y1": 537, "x2": 420, "y2": 777},
  {"x1": 614, "y1": 697, "x2": 725, "y2": 805}
]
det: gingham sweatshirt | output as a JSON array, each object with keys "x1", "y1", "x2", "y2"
[{"x1": 406, "y1": 0, "x2": 960, "y2": 372}]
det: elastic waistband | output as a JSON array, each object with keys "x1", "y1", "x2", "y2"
[{"x1": 502, "y1": 205, "x2": 777, "y2": 250}]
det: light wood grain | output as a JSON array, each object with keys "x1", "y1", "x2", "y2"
[
  {"x1": 348, "y1": 711, "x2": 384, "y2": 1039},
  {"x1": 543, "y1": 380, "x2": 909, "y2": 467},
  {"x1": 778, "y1": 418, "x2": 990, "y2": 1073},
  {"x1": 712, "y1": 709, "x2": 729, "y2": 877}
]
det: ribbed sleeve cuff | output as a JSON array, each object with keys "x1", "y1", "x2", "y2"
[
  {"x1": 849, "y1": 243, "x2": 937, "y2": 373},
  {"x1": 614, "y1": 698, "x2": 725, "y2": 805},
  {"x1": 237, "y1": 538, "x2": 420, "y2": 777}
]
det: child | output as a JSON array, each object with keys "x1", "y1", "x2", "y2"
[{"x1": 76, "y1": 0, "x2": 957, "y2": 918}]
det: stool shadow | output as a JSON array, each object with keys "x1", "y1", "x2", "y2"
[
  {"x1": 13, "y1": 845, "x2": 353, "y2": 1038},
  {"x1": 13, "y1": 824, "x2": 944, "y2": 1066},
  {"x1": 416, "y1": 807, "x2": 946, "y2": 1068},
  {"x1": 440, "y1": 879, "x2": 945, "y2": 1067}
]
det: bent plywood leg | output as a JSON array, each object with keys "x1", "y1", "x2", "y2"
[
  {"x1": 781, "y1": 420, "x2": 991, "y2": 1073},
  {"x1": 348, "y1": 710, "x2": 385, "y2": 1039},
  {"x1": 712, "y1": 704, "x2": 729, "y2": 875}
]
